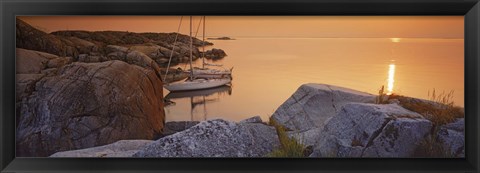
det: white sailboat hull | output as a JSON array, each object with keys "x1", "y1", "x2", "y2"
[
  {"x1": 185, "y1": 69, "x2": 232, "y2": 79},
  {"x1": 164, "y1": 78, "x2": 231, "y2": 92}
]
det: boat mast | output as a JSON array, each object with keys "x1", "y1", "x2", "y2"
[
  {"x1": 203, "y1": 96, "x2": 207, "y2": 121},
  {"x1": 189, "y1": 16, "x2": 194, "y2": 80},
  {"x1": 202, "y1": 16, "x2": 206, "y2": 69}
]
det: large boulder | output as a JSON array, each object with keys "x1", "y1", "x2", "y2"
[
  {"x1": 16, "y1": 48, "x2": 52, "y2": 74},
  {"x1": 310, "y1": 103, "x2": 432, "y2": 157},
  {"x1": 50, "y1": 140, "x2": 153, "y2": 157},
  {"x1": 16, "y1": 74, "x2": 45, "y2": 101},
  {"x1": 16, "y1": 19, "x2": 80, "y2": 57},
  {"x1": 162, "y1": 121, "x2": 200, "y2": 136},
  {"x1": 239, "y1": 116, "x2": 263, "y2": 124},
  {"x1": 104, "y1": 45, "x2": 162, "y2": 76},
  {"x1": 133, "y1": 119, "x2": 280, "y2": 157},
  {"x1": 77, "y1": 54, "x2": 108, "y2": 63},
  {"x1": 128, "y1": 44, "x2": 165, "y2": 59},
  {"x1": 204, "y1": 48, "x2": 227, "y2": 60},
  {"x1": 436, "y1": 118, "x2": 464, "y2": 157},
  {"x1": 16, "y1": 60, "x2": 166, "y2": 157},
  {"x1": 17, "y1": 48, "x2": 73, "y2": 74},
  {"x1": 271, "y1": 83, "x2": 376, "y2": 131}
]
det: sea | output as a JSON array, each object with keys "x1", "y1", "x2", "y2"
[{"x1": 163, "y1": 37, "x2": 464, "y2": 122}]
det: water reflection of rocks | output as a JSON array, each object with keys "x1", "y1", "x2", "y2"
[{"x1": 165, "y1": 85, "x2": 233, "y2": 121}]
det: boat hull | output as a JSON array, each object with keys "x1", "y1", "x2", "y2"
[
  {"x1": 165, "y1": 85, "x2": 232, "y2": 99},
  {"x1": 194, "y1": 73, "x2": 232, "y2": 79},
  {"x1": 185, "y1": 69, "x2": 232, "y2": 79},
  {"x1": 164, "y1": 78, "x2": 231, "y2": 92}
]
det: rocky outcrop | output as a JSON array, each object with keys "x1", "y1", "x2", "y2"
[
  {"x1": 437, "y1": 118, "x2": 465, "y2": 157},
  {"x1": 271, "y1": 83, "x2": 376, "y2": 131},
  {"x1": 28, "y1": 82, "x2": 465, "y2": 158},
  {"x1": 239, "y1": 116, "x2": 263, "y2": 124},
  {"x1": 162, "y1": 121, "x2": 200, "y2": 136},
  {"x1": 310, "y1": 103, "x2": 431, "y2": 157},
  {"x1": 16, "y1": 74, "x2": 45, "y2": 102},
  {"x1": 16, "y1": 48, "x2": 74, "y2": 121},
  {"x1": 17, "y1": 48, "x2": 74, "y2": 74},
  {"x1": 17, "y1": 19, "x2": 226, "y2": 67},
  {"x1": 16, "y1": 19, "x2": 93, "y2": 57},
  {"x1": 133, "y1": 119, "x2": 280, "y2": 157},
  {"x1": 204, "y1": 48, "x2": 227, "y2": 60},
  {"x1": 52, "y1": 31, "x2": 211, "y2": 48},
  {"x1": 50, "y1": 140, "x2": 153, "y2": 157},
  {"x1": 49, "y1": 30, "x2": 216, "y2": 65},
  {"x1": 270, "y1": 83, "x2": 463, "y2": 158},
  {"x1": 16, "y1": 60, "x2": 166, "y2": 157}
]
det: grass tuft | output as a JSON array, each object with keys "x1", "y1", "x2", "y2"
[
  {"x1": 267, "y1": 117, "x2": 307, "y2": 157},
  {"x1": 376, "y1": 85, "x2": 387, "y2": 104},
  {"x1": 387, "y1": 89, "x2": 464, "y2": 126},
  {"x1": 413, "y1": 135, "x2": 453, "y2": 158},
  {"x1": 388, "y1": 89, "x2": 463, "y2": 157}
]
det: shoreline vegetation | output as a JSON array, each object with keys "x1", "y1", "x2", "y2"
[{"x1": 15, "y1": 18, "x2": 464, "y2": 158}]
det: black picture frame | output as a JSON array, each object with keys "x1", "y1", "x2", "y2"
[{"x1": 1, "y1": 0, "x2": 479, "y2": 172}]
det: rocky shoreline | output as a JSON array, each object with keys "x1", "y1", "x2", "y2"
[
  {"x1": 16, "y1": 18, "x2": 464, "y2": 158},
  {"x1": 15, "y1": 19, "x2": 227, "y2": 157},
  {"x1": 50, "y1": 84, "x2": 464, "y2": 158},
  {"x1": 16, "y1": 18, "x2": 227, "y2": 83}
]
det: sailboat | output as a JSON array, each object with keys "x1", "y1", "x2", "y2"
[
  {"x1": 164, "y1": 16, "x2": 231, "y2": 92},
  {"x1": 165, "y1": 85, "x2": 232, "y2": 121},
  {"x1": 186, "y1": 16, "x2": 233, "y2": 79}
]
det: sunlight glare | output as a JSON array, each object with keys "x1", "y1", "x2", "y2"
[
  {"x1": 387, "y1": 63, "x2": 396, "y2": 95},
  {"x1": 391, "y1": 38, "x2": 401, "y2": 43}
]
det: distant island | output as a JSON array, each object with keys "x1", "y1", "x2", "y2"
[{"x1": 207, "y1": 37, "x2": 235, "y2": 40}]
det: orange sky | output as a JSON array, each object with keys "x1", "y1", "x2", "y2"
[{"x1": 18, "y1": 16, "x2": 463, "y2": 38}]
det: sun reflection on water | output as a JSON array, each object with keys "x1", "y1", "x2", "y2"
[{"x1": 387, "y1": 63, "x2": 396, "y2": 95}]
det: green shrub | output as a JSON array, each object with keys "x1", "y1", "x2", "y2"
[{"x1": 267, "y1": 117, "x2": 307, "y2": 157}]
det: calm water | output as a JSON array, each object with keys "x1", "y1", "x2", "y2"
[{"x1": 164, "y1": 38, "x2": 464, "y2": 122}]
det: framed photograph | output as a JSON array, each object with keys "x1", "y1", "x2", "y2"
[{"x1": 1, "y1": 0, "x2": 479, "y2": 172}]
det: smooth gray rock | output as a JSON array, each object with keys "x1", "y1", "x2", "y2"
[
  {"x1": 440, "y1": 118, "x2": 464, "y2": 132},
  {"x1": 16, "y1": 60, "x2": 166, "y2": 157},
  {"x1": 311, "y1": 103, "x2": 431, "y2": 158},
  {"x1": 103, "y1": 45, "x2": 163, "y2": 77},
  {"x1": 287, "y1": 127, "x2": 323, "y2": 147},
  {"x1": 50, "y1": 140, "x2": 153, "y2": 157},
  {"x1": 78, "y1": 54, "x2": 103, "y2": 63},
  {"x1": 47, "y1": 56, "x2": 74, "y2": 68},
  {"x1": 133, "y1": 119, "x2": 280, "y2": 157},
  {"x1": 437, "y1": 118, "x2": 465, "y2": 157},
  {"x1": 16, "y1": 74, "x2": 45, "y2": 101},
  {"x1": 271, "y1": 83, "x2": 376, "y2": 131},
  {"x1": 106, "y1": 45, "x2": 129, "y2": 53},
  {"x1": 129, "y1": 44, "x2": 165, "y2": 59},
  {"x1": 362, "y1": 118, "x2": 432, "y2": 157},
  {"x1": 239, "y1": 116, "x2": 263, "y2": 124},
  {"x1": 162, "y1": 121, "x2": 200, "y2": 136},
  {"x1": 41, "y1": 68, "x2": 59, "y2": 77},
  {"x1": 16, "y1": 48, "x2": 52, "y2": 74}
]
